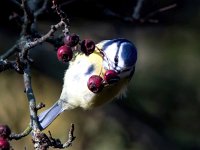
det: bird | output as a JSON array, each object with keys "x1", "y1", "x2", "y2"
[{"x1": 38, "y1": 38, "x2": 137, "y2": 130}]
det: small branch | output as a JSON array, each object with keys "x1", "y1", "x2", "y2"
[
  {"x1": 0, "y1": 60, "x2": 13, "y2": 72},
  {"x1": 132, "y1": 0, "x2": 145, "y2": 20},
  {"x1": 0, "y1": 58, "x2": 24, "y2": 74},
  {"x1": 60, "y1": 0, "x2": 78, "y2": 7},
  {"x1": 1, "y1": 0, "x2": 69, "y2": 61},
  {"x1": 102, "y1": 8, "x2": 121, "y2": 18},
  {"x1": 23, "y1": 62, "x2": 47, "y2": 149},
  {"x1": 52, "y1": 0, "x2": 70, "y2": 35},
  {"x1": 10, "y1": 0, "x2": 22, "y2": 9},
  {"x1": 62, "y1": 124, "x2": 76, "y2": 148},
  {"x1": 32, "y1": 129, "x2": 51, "y2": 150},
  {"x1": 142, "y1": 3, "x2": 177, "y2": 22},
  {"x1": 31, "y1": 124, "x2": 76, "y2": 149},
  {"x1": 21, "y1": 20, "x2": 65, "y2": 58},
  {"x1": 99, "y1": 2, "x2": 177, "y2": 24},
  {"x1": 21, "y1": 0, "x2": 34, "y2": 35},
  {"x1": 49, "y1": 123, "x2": 76, "y2": 149},
  {"x1": 23, "y1": 63, "x2": 40, "y2": 130},
  {"x1": 1, "y1": 20, "x2": 66, "y2": 61},
  {"x1": 52, "y1": 0, "x2": 67, "y2": 21},
  {"x1": 9, "y1": 126, "x2": 32, "y2": 140},
  {"x1": 158, "y1": 3, "x2": 177, "y2": 12},
  {"x1": 36, "y1": 102, "x2": 46, "y2": 110},
  {"x1": 0, "y1": 45, "x2": 20, "y2": 60},
  {"x1": 34, "y1": 0, "x2": 49, "y2": 17}
]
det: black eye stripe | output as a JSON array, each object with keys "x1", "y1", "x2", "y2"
[
  {"x1": 114, "y1": 40, "x2": 124, "y2": 70},
  {"x1": 114, "y1": 56, "x2": 118, "y2": 70}
]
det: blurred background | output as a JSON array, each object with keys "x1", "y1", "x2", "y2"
[{"x1": 0, "y1": 0, "x2": 200, "y2": 149}]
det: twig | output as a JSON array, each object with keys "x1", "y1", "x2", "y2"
[
  {"x1": 142, "y1": 3, "x2": 177, "y2": 22},
  {"x1": 23, "y1": 63, "x2": 40, "y2": 130},
  {"x1": 34, "y1": 0, "x2": 49, "y2": 17},
  {"x1": 32, "y1": 129, "x2": 51, "y2": 150},
  {"x1": 0, "y1": 60, "x2": 13, "y2": 72},
  {"x1": 10, "y1": 102, "x2": 46, "y2": 141},
  {"x1": 132, "y1": 0, "x2": 145, "y2": 20},
  {"x1": 1, "y1": 20, "x2": 66, "y2": 61},
  {"x1": 23, "y1": 62, "x2": 47, "y2": 150},
  {"x1": 9, "y1": 126, "x2": 32, "y2": 140},
  {"x1": 60, "y1": 0, "x2": 78, "y2": 7},
  {"x1": 0, "y1": 45, "x2": 20, "y2": 60},
  {"x1": 21, "y1": 20, "x2": 66, "y2": 58},
  {"x1": 52, "y1": 0, "x2": 70, "y2": 35},
  {"x1": 21, "y1": 0, "x2": 34, "y2": 36},
  {"x1": 31, "y1": 124, "x2": 76, "y2": 149},
  {"x1": 10, "y1": 0, "x2": 22, "y2": 9},
  {"x1": 0, "y1": 58, "x2": 25, "y2": 74},
  {"x1": 36, "y1": 102, "x2": 46, "y2": 110},
  {"x1": 98, "y1": 1, "x2": 177, "y2": 24},
  {"x1": 62, "y1": 124, "x2": 76, "y2": 148}
]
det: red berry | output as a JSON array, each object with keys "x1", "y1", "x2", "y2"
[
  {"x1": 0, "y1": 138, "x2": 10, "y2": 150},
  {"x1": 104, "y1": 70, "x2": 120, "y2": 84},
  {"x1": 57, "y1": 45, "x2": 73, "y2": 62},
  {"x1": 87, "y1": 75, "x2": 104, "y2": 93},
  {"x1": 64, "y1": 33, "x2": 80, "y2": 47},
  {"x1": 81, "y1": 39, "x2": 95, "y2": 56},
  {"x1": 0, "y1": 125, "x2": 11, "y2": 139}
]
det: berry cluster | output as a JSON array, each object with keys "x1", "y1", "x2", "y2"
[
  {"x1": 87, "y1": 70, "x2": 120, "y2": 93},
  {"x1": 57, "y1": 33, "x2": 95, "y2": 63},
  {"x1": 57, "y1": 34, "x2": 120, "y2": 93},
  {"x1": 0, "y1": 124, "x2": 11, "y2": 150}
]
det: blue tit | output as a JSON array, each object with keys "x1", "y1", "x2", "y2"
[{"x1": 38, "y1": 38, "x2": 137, "y2": 130}]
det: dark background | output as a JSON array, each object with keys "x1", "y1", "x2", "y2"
[{"x1": 0, "y1": 0, "x2": 200, "y2": 150}]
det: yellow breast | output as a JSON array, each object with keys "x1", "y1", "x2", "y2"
[
  {"x1": 61, "y1": 45, "x2": 129, "y2": 110},
  {"x1": 76, "y1": 48, "x2": 129, "y2": 109}
]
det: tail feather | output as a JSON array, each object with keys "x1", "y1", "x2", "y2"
[{"x1": 38, "y1": 102, "x2": 63, "y2": 130}]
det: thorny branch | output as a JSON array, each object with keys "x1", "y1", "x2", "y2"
[
  {"x1": 31, "y1": 124, "x2": 76, "y2": 149},
  {"x1": 0, "y1": 0, "x2": 177, "y2": 149},
  {"x1": 0, "y1": 0, "x2": 75, "y2": 149}
]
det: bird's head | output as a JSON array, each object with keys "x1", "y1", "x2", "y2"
[{"x1": 97, "y1": 38, "x2": 137, "y2": 80}]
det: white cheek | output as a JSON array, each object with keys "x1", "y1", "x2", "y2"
[{"x1": 103, "y1": 43, "x2": 118, "y2": 70}]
